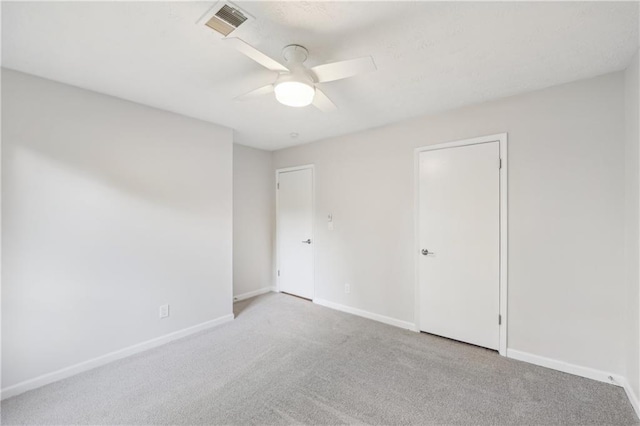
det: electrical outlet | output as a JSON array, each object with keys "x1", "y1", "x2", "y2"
[
  {"x1": 344, "y1": 283, "x2": 350, "y2": 294},
  {"x1": 159, "y1": 304, "x2": 170, "y2": 319}
]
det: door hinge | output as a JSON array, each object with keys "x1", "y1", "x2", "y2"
[
  {"x1": 498, "y1": 314, "x2": 502, "y2": 325},
  {"x1": 277, "y1": 270, "x2": 280, "y2": 277},
  {"x1": 499, "y1": 158, "x2": 502, "y2": 169},
  {"x1": 277, "y1": 183, "x2": 280, "y2": 189}
]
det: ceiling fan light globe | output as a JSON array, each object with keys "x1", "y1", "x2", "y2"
[{"x1": 274, "y1": 81, "x2": 315, "y2": 107}]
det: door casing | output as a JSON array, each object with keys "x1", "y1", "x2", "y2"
[
  {"x1": 275, "y1": 164, "x2": 315, "y2": 299},
  {"x1": 414, "y1": 133, "x2": 508, "y2": 356}
]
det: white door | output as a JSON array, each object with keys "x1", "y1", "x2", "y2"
[
  {"x1": 418, "y1": 142, "x2": 500, "y2": 350},
  {"x1": 277, "y1": 167, "x2": 314, "y2": 299}
]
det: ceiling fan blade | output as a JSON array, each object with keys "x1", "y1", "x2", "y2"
[
  {"x1": 312, "y1": 88, "x2": 337, "y2": 112},
  {"x1": 223, "y1": 38, "x2": 289, "y2": 72},
  {"x1": 311, "y1": 56, "x2": 376, "y2": 83},
  {"x1": 235, "y1": 84, "x2": 274, "y2": 101}
]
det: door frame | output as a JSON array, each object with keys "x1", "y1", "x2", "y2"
[
  {"x1": 414, "y1": 133, "x2": 508, "y2": 355},
  {"x1": 275, "y1": 164, "x2": 316, "y2": 299}
]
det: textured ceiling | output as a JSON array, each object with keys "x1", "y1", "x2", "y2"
[{"x1": 2, "y1": 1, "x2": 639, "y2": 150}]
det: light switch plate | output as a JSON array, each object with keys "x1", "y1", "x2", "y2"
[{"x1": 159, "y1": 304, "x2": 170, "y2": 319}]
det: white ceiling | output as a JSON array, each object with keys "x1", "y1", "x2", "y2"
[{"x1": 2, "y1": 1, "x2": 638, "y2": 150}]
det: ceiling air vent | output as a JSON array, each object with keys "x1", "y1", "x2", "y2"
[{"x1": 198, "y1": 2, "x2": 253, "y2": 37}]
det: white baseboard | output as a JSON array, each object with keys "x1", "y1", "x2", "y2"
[
  {"x1": 506, "y1": 349, "x2": 621, "y2": 385},
  {"x1": 506, "y1": 349, "x2": 639, "y2": 420},
  {"x1": 619, "y1": 376, "x2": 640, "y2": 419},
  {"x1": 313, "y1": 298, "x2": 418, "y2": 332},
  {"x1": 233, "y1": 286, "x2": 275, "y2": 302},
  {"x1": 1, "y1": 313, "x2": 234, "y2": 401}
]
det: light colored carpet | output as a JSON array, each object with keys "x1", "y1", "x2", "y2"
[{"x1": 1, "y1": 292, "x2": 638, "y2": 425}]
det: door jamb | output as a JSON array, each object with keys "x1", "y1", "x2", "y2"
[
  {"x1": 413, "y1": 133, "x2": 508, "y2": 356},
  {"x1": 275, "y1": 164, "x2": 316, "y2": 300}
]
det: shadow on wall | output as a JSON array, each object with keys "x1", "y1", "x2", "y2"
[
  {"x1": 1, "y1": 70, "x2": 234, "y2": 389},
  {"x1": 2, "y1": 71, "x2": 225, "y2": 217},
  {"x1": 233, "y1": 297, "x2": 258, "y2": 318}
]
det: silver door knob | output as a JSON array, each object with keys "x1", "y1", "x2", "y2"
[
  {"x1": 421, "y1": 249, "x2": 434, "y2": 255},
  {"x1": 302, "y1": 239, "x2": 311, "y2": 244}
]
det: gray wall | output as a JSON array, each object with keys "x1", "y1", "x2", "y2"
[
  {"x1": 625, "y1": 50, "x2": 640, "y2": 402},
  {"x1": 273, "y1": 72, "x2": 627, "y2": 376},
  {"x1": 1, "y1": 70, "x2": 234, "y2": 388},
  {"x1": 233, "y1": 144, "x2": 273, "y2": 298}
]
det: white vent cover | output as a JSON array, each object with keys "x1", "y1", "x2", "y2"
[{"x1": 197, "y1": 1, "x2": 254, "y2": 37}]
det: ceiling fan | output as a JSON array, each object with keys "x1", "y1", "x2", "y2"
[{"x1": 224, "y1": 38, "x2": 377, "y2": 112}]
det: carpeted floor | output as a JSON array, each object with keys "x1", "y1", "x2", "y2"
[{"x1": 1, "y1": 292, "x2": 638, "y2": 425}]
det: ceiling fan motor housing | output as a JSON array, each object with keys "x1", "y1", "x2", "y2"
[
  {"x1": 274, "y1": 44, "x2": 316, "y2": 106},
  {"x1": 274, "y1": 46, "x2": 315, "y2": 107},
  {"x1": 276, "y1": 67, "x2": 314, "y2": 87}
]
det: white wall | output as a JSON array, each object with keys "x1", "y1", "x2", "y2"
[
  {"x1": 273, "y1": 72, "x2": 627, "y2": 376},
  {"x1": 625, "y1": 50, "x2": 640, "y2": 402},
  {"x1": 233, "y1": 144, "x2": 273, "y2": 298},
  {"x1": 1, "y1": 70, "x2": 233, "y2": 389}
]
